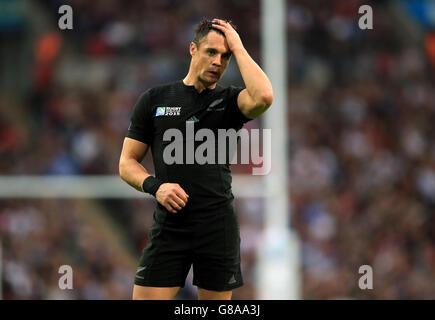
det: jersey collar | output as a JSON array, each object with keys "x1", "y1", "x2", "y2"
[{"x1": 180, "y1": 80, "x2": 217, "y2": 95}]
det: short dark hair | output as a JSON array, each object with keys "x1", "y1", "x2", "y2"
[{"x1": 192, "y1": 18, "x2": 237, "y2": 48}]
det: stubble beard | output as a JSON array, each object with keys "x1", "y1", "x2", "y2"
[{"x1": 198, "y1": 73, "x2": 217, "y2": 87}]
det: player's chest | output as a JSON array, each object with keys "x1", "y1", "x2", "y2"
[{"x1": 151, "y1": 97, "x2": 228, "y2": 134}]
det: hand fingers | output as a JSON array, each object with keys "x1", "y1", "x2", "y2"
[
  {"x1": 212, "y1": 22, "x2": 225, "y2": 31},
  {"x1": 164, "y1": 202, "x2": 177, "y2": 214},
  {"x1": 170, "y1": 193, "x2": 186, "y2": 209},
  {"x1": 161, "y1": 196, "x2": 177, "y2": 213},
  {"x1": 212, "y1": 19, "x2": 228, "y2": 29},
  {"x1": 167, "y1": 198, "x2": 183, "y2": 212},
  {"x1": 174, "y1": 187, "x2": 189, "y2": 203},
  {"x1": 213, "y1": 19, "x2": 233, "y2": 29},
  {"x1": 158, "y1": 183, "x2": 189, "y2": 213},
  {"x1": 213, "y1": 18, "x2": 227, "y2": 25},
  {"x1": 212, "y1": 22, "x2": 236, "y2": 35}
]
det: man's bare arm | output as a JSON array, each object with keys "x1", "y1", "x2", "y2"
[
  {"x1": 119, "y1": 137, "x2": 189, "y2": 213},
  {"x1": 119, "y1": 137, "x2": 151, "y2": 192},
  {"x1": 212, "y1": 19, "x2": 274, "y2": 119}
]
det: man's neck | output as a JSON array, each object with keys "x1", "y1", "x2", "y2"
[{"x1": 183, "y1": 73, "x2": 217, "y2": 93}]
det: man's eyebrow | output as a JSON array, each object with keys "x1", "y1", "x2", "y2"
[
  {"x1": 205, "y1": 46, "x2": 231, "y2": 54},
  {"x1": 204, "y1": 47, "x2": 232, "y2": 59}
]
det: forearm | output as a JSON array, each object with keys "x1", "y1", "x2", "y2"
[
  {"x1": 119, "y1": 158, "x2": 151, "y2": 192},
  {"x1": 233, "y1": 47, "x2": 273, "y2": 106}
]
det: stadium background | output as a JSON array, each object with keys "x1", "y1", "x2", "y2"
[{"x1": 1, "y1": 0, "x2": 435, "y2": 299}]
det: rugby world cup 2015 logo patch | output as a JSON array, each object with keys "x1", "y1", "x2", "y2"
[
  {"x1": 155, "y1": 106, "x2": 181, "y2": 116},
  {"x1": 156, "y1": 107, "x2": 166, "y2": 116}
]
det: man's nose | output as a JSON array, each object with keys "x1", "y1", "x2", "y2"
[{"x1": 212, "y1": 55, "x2": 222, "y2": 66}]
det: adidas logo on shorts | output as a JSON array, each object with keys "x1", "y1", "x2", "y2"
[
  {"x1": 228, "y1": 274, "x2": 236, "y2": 284},
  {"x1": 135, "y1": 266, "x2": 147, "y2": 279}
]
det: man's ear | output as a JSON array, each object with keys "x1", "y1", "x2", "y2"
[{"x1": 189, "y1": 42, "x2": 197, "y2": 56}]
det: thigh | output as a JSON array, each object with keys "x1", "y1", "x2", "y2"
[
  {"x1": 132, "y1": 285, "x2": 181, "y2": 300},
  {"x1": 192, "y1": 205, "x2": 243, "y2": 291},
  {"x1": 197, "y1": 287, "x2": 232, "y2": 300},
  {"x1": 135, "y1": 215, "x2": 193, "y2": 288}
]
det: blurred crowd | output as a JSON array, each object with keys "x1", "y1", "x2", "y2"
[
  {"x1": 288, "y1": 0, "x2": 435, "y2": 298},
  {"x1": 0, "y1": 199, "x2": 134, "y2": 299},
  {"x1": 1, "y1": 0, "x2": 434, "y2": 299}
]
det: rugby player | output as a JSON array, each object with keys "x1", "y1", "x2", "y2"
[{"x1": 119, "y1": 18, "x2": 273, "y2": 300}]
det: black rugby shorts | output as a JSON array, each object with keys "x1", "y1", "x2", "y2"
[{"x1": 134, "y1": 200, "x2": 243, "y2": 291}]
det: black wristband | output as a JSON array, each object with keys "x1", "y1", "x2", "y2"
[{"x1": 141, "y1": 176, "x2": 163, "y2": 196}]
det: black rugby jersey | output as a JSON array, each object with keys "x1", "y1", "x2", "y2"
[{"x1": 126, "y1": 80, "x2": 252, "y2": 211}]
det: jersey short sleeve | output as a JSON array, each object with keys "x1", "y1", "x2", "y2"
[
  {"x1": 126, "y1": 90, "x2": 154, "y2": 145},
  {"x1": 225, "y1": 86, "x2": 253, "y2": 129}
]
